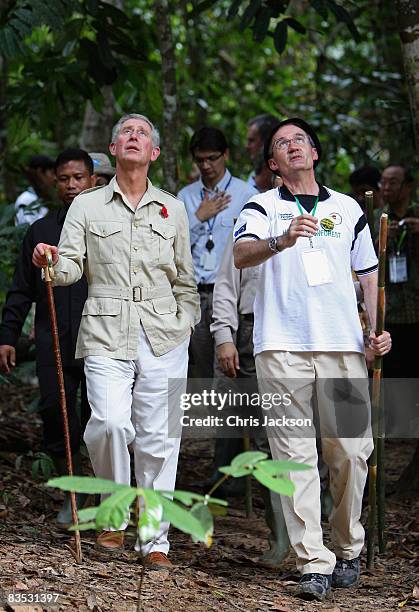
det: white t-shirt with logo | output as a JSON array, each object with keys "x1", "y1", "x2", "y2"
[{"x1": 233, "y1": 185, "x2": 378, "y2": 355}]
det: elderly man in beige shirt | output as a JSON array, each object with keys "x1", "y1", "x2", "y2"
[{"x1": 33, "y1": 113, "x2": 200, "y2": 569}]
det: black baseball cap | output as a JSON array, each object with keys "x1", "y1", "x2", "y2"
[{"x1": 264, "y1": 117, "x2": 322, "y2": 168}]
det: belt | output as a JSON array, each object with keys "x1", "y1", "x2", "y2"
[
  {"x1": 88, "y1": 284, "x2": 173, "y2": 302},
  {"x1": 239, "y1": 312, "x2": 254, "y2": 321},
  {"x1": 197, "y1": 283, "x2": 214, "y2": 292}
]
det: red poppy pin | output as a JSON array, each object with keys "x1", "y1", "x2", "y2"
[{"x1": 160, "y1": 206, "x2": 169, "y2": 219}]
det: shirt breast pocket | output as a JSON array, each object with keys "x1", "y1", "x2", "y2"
[
  {"x1": 88, "y1": 221, "x2": 123, "y2": 264},
  {"x1": 150, "y1": 220, "x2": 176, "y2": 265}
]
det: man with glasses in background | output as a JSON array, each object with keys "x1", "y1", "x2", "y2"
[{"x1": 178, "y1": 127, "x2": 257, "y2": 379}]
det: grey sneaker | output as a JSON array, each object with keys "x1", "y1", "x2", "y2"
[
  {"x1": 296, "y1": 573, "x2": 332, "y2": 601},
  {"x1": 332, "y1": 557, "x2": 360, "y2": 588}
]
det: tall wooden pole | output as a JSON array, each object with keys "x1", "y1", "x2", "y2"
[
  {"x1": 367, "y1": 213, "x2": 388, "y2": 569},
  {"x1": 365, "y1": 190, "x2": 375, "y2": 237}
]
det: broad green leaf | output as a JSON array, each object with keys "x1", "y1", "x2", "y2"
[
  {"x1": 47, "y1": 476, "x2": 127, "y2": 494},
  {"x1": 252, "y1": 6, "x2": 273, "y2": 43},
  {"x1": 208, "y1": 503, "x2": 228, "y2": 517},
  {"x1": 257, "y1": 460, "x2": 313, "y2": 474},
  {"x1": 273, "y1": 20, "x2": 288, "y2": 55},
  {"x1": 77, "y1": 506, "x2": 98, "y2": 522},
  {"x1": 325, "y1": 0, "x2": 360, "y2": 41},
  {"x1": 190, "y1": 503, "x2": 213, "y2": 546},
  {"x1": 159, "y1": 489, "x2": 228, "y2": 507},
  {"x1": 69, "y1": 521, "x2": 96, "y2": 531},
  {"x1": 239, "y1": 0, "x2": 262, "y2": 31},
  {"x1": 161, "y1": 498, "x2": 208, "y2": 544},
  {"x1": 159, "y1": 490, "x2": 206, "y2": 506},
  {"x1": 284, "y1": 17, "x2": 306, "y2": 34},
  {"x1": 138, "y1": 490, "x2": 163, "y2": 544},
  {"x1": 218, "y1": 466, "x2": 250, "y2": 477},
  {"x1": 231, "y1": 451, "x2": 268, "y2": 469},
  {"x1": 95, "y1": 488, "x2": 137, "y2": 530},
  {"x1": 253, "y1": 470, "x2": 295, "y2": 496}
]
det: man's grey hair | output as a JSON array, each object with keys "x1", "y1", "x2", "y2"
[{"x1": 111, "y1": 113, "x2": 160, "y2": 147}]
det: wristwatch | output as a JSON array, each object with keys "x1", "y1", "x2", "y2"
[{"x1": 268, "y1": 236, "x2": 281, "y2": 253}]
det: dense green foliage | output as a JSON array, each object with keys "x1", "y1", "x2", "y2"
[{"x1": 0, "y1": 0, "x2": 412, "y2": 197}]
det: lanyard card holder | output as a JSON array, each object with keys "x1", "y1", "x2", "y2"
[
  {"x1": 389, "y1": 254, "x2": 408, "y2": 283},
  {"x1": 301, "y1": 248, "x2": 332, "y2": 287}
]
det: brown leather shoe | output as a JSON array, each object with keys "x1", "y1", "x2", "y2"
[
  {"x1": 95, "y1": 530, "x2": 125, "y2": 553},
  {"x1": 143, "y1": 551, "x2": 173, "y2": 570}
]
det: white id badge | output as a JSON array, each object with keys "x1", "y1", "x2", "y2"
[
  {"x1": 200, "y1": 250, "x2": 217, "y2": 271},
  {"x1": 389, "y1": 255, "x2": 408, "y2": 283},
  {"x1": 301, "y1": 249, "x2": 332, "y2": 286}
]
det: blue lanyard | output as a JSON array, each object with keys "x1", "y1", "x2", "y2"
[{"x1": 200, "y1": 175, "x2": 233, "y2": 233}]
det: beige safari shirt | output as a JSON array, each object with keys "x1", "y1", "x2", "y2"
[
  {"x1": 210, "y1": 237, "x2": 260, "y2": 346},
  {"x1": 53, "y1": 177, "x2": 200, "y2": 358}
]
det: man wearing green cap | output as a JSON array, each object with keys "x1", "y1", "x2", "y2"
[{"x1": 233, "y1": 118, "x2": 392, "y2": 601}]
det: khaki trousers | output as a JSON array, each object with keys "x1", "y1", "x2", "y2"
[{"x1": 255, "y1": 350, "x2": 373, "y2": 575}]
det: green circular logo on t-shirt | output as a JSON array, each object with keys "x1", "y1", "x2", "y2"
[{"x1": 320, "y1": 218, "x2": 334, "y2": 231}]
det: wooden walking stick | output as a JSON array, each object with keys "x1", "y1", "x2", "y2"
[
  {"x1": 44, "y1": 248, "x2": 82, "y2": 564},
  {"x1": 366, "y1": 213, "x2": 388, "y2": 569}
]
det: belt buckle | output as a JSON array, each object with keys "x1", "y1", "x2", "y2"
[{"x1": 133, "y1": 286, "x2": 143, "y2": 302}]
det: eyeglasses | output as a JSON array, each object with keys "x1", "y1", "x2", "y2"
[
  {"x1": 193, "y1": 152, "x2": 224, "y2": 165},
  {"x1": 120, "y1": 127, "x2": 150, "y2": 138},
  {"x1": 272, "y1": 135, "x2": 309, "y2": 151}
]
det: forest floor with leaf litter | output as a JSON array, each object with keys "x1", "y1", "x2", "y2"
[{"x1": 0, "y1": 383, "x2": 418, "y2": 612}]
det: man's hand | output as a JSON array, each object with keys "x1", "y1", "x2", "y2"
[
  {"x1": 32, "y1": 243, "x2": 59, "y2": 268},
  {"x1": 404, "y1": 217, "x2": 419, "y2": 234},
  {"x1": 0, "y1": 345, "x2": 16, "y2": 374},
  {"x1": 195, "y1": 191, "x2": 232, "y2": 222},
  {"x1": 368, "y1": 330, "x2": 392, "y2": 357},
  {"x1": 216, "y1": 342, "x2": 239, "y2": 378},
  {"x1": 282, "y1": 214, "x2": 318, "y2": 249}
]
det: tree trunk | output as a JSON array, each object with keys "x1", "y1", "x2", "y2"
[
  {"x1": 79, "y1": 86, "x2": 117, "y2": 153},
  {"x1": 396, "y1": 0, "x2": 419, "y2": 147},
  {"x1": 79, "y1": 0, "x2": 123, "y2": 152},
  {"x1": 155, "y1": 0, "x2": 178, "y2": 194}
]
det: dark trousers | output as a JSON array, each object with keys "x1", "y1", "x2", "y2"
[
  {"x1": 36, "y1": 363, "x2": 90, "y2": 458},
  {"x1": 189, "y1": 287, "x2": 214, "y2": 379}
]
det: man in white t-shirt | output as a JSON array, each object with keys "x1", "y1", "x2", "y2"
[{"x1": 233, "y1": 118, "x2": 391, "y2": 602}]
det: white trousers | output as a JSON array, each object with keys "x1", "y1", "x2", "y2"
[
  {"x1": 256, "y1": 351, "x2": 373, "y2": 575},
  {"x1": 84, "y1": 325, "x2": 189, "y2": 554}
]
